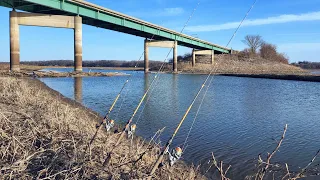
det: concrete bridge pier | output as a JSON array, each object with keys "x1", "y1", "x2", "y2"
[
  {"x1": 10, "y1": 11, "x2": 20, "y2": 71},
  {"x1": 173, "y1": 41, "x2": 178, "y2": 73},
  {"x1": 74, "y1": 77, "x2": 83, "y2": 103},
  {"x1": 144, "y1": 39, "x2": 177, "y2": 73},
  {"x1": 192, "y1": 49, "x2": 214, "y2": 66},
  {"x1": 9, "y1": 11, "x2": 82, "y2": 72},
  {"x1": 144, "y1": 39, "x2": 149, "y2": 73},
  {"x1": 74, "y1": 16, "x2": 83, "y2": 72}
]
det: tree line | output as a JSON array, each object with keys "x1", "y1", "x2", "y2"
[
  {"x1": 240, "y1": 35, "x2": 289, "y2": 64},
  {"x1": 291, "y1": 61, "x2": 320, "y2": 69},
  {"x1": 169, "y1": 35, "x2": 289, "y2": 64}
]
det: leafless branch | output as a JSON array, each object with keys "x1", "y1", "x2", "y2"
[
  {"x1": 242, "y1": 35, "x2": 264, "y2": 53},
  {"x1": 281, "y1": 163, "x2": 291, "y2": 180},
  {"x1": 211, "y1": 152, "x2": 231, "y2": 180},
  {"x1": 256, "y1": 124, "x2": 288, "y2": 180},
  {"x1": 292, "y1": 149, "x2": 320, "y2": 179}
]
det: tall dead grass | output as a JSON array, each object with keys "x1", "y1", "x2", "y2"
[
  {"x1": 176, "y1": 55, "x2": 306, "y2": 75},
  {"x1": 0, "y1": 77, "x2": 204, "y2": 179}
]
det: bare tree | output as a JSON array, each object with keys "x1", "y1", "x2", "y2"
[{"x1": 242, "y1": 35, "x2": 264, "y2": 53}]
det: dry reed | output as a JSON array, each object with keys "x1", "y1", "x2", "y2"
[{"x1": 0, "y1": 77, "x2": 204, "y2": 179}]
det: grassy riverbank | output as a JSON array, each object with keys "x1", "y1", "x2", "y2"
[
  {"x1": 173, "y1": 55, "x2": 308, "y2": 75},
  {"x1": 2, "y1": 59, "x2": 319, "y2": 82},
  {"x1": 0, "y1": 77, "x2": 203, "y2": 179}
]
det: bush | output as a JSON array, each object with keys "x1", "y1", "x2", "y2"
[{"x1": 259, "y1": 43, "x2": 289, "y2": 64}]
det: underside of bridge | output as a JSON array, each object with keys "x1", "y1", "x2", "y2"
[{"x1": 1, "y1": 0, "x2": 231, "y2": 72}]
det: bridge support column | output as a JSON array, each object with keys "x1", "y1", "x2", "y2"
[
  {"x1": 9, "y1": 11, "x2": 81, "y2": 72},
  {"x1": 192, "y1": 49, "x2": 214, "y2": 66},
  {"x1": 144, "y1": 39, "x2": 149, "y2": 73},
  {"x1": 74, "y1": 16, "x2": 82, "y2": 72},
  {"x1": 173, "y1": 41, "x2": 177, "y2": 73},
  {"x1": 192, "y1": 49, "x2": 196, "y2": 67},
  {"x1": 74, "y1": 77, "x2": 82, "y2": 103},
  {"x1": 144, "y1": 40, "x2": 177, "y2": 73},
  {"x1": 10, "y1": 11, "x2": 20, "y2": 71},
  {"x1": 211, "y1": 50, "x2": 215, "y2": 64}
]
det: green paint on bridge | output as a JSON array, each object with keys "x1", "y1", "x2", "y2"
[{"x1": 0, "y1": 0, "x2": 231, "y2": 54}]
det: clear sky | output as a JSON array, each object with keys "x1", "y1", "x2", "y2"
[{"x1": 0, "y1": 0, "x2": 319, "y2": 63}]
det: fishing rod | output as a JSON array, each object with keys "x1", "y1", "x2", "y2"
[
  {"x1": 103, "y1": 1, "x2": 202, "y2": 165},
  {"x1": 148, "y1": 77, "x2": 209, "y2": 178},
  {"x1": 148, "y1": 0, "x2": 259, "y2": 177},
  {"x1": 103, "y1": 71, "x2": 162, "y2": 165},
  {"x1": 87, "y1": 78, "x2": 130, "y2": 148}
]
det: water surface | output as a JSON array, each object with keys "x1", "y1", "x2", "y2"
[{"x1": 40, "y1": 68, "x2": 320, "y2": 179}]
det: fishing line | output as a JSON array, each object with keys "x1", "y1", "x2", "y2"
[
  {"x1": 103, "y1": 0, "x2": 202, "y2": 166},
  {"x1": 111, "y1": 20, "x2": 165, "y2": 123},
  {"x1": 113, "y1": 0, "x2": 201, "y2": 146},
  {"x1": 133, "y1": 1, "x2": 203, "y2": 125},
  {"x1": 182, "y1": 0, "x2": 259, "y2": 151},
  {"x1": 148, "y1": 0, "x2": 259, "y2": 177}
]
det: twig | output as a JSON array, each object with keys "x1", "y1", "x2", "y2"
[
  {"x1": 256, "y1": 124, "x2": 288, "y2": 180},
  {"x1": 38, "y1": 167, "x2": 81, "y2": 180},
  {"x1": 281, "y1": 163, "x2": 291, "y2": 180},
  {"x1": 225, "y1": 165, "x2": 231, "y2": 175},
  {"x1": 211, "y1": 152, "x2": 231, "y2": 180},
  {"x1": 293, "y1": 149, "x2": 320, "y2": 179},
  {"x1": 266, "y1": 124, "x2": 288, "y2": 170}
]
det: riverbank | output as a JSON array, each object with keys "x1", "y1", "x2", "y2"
[
  {"x1": 0, "y1": 70, "x2": 128, "y2": 77},
  {"x1": 174, "y1": 54, "x2": 307, "y2": 75},
  {"x1": 220, "y1": 73, "x2": 320, "y2": 82},
  {"x1": 0, "y1": 64, "x2": 129, "y2": 77},
  {"x1": 2, "y1": 60, "x2": 320, "y2": 82},
  {"x1": 167, "y1": 55, "x2": 320, "y2": 82},
  {"x1": 0, "y1": 77, "x2": 204, "y2": 179}
]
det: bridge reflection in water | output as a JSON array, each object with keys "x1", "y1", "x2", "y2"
[{"x1": 74, "y1": 77, "x2": 82, "y2": 103}]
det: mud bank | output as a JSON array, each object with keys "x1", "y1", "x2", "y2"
[
  {"x1": 0, "y1": 70, "x2": 128, "y2": 78},
  {"x1": 219, "y1": 73, "x2": 320, "y2": 82}
]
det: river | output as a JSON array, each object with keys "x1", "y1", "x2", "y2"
[{"x1": 39, "y1": 68, "x2": 320, "y2": 179}]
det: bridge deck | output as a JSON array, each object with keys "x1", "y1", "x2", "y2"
[{"x1": 0, "y1": 0, "x2": 231, "y2": 54}]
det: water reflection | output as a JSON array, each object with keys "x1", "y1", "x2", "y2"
[
  {"x1": 40, "y1": 70, "x2": 320, "y2": 179},
  {"x1": 74, "y1": 77, "x2": 82, "y2": 103},
  {"x1": 172, "y1": 74, "x2": 179, "y2": 115}
]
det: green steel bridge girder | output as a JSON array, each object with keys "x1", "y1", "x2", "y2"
[{"x1": 0, "y1": 0, "x2": 231, "y2": 54}]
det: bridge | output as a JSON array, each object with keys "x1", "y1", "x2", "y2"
[{"x1": 0, "y1": 0, "x2": 231, "y2": 72}]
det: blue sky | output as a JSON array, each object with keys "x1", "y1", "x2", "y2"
[{"x1": 0, "y1": 0, "x2": 319, "y2": 63}]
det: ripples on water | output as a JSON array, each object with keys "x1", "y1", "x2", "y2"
[{"x1": 40, "y1": 68, "x2": 320, "y2": 179}]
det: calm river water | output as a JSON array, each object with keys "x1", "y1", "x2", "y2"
[{"x1": 40, "y1": 68, "x2": 320, "y2": 179}]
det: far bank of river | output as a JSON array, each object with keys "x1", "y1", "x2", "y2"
[
  {"x1": 6, "y1": 65, "x2": 320, "y2": 83},
  {"x1": 311, "y1": 69, "x2": 320, "y2": 74}
]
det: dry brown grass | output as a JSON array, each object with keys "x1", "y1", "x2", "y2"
[
  {"x1": 0, "y1": 77, "x2": 204, "y2": 179},
  {"x1": 176, "y1": 55, "x2": 307, "y2": 75}
]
